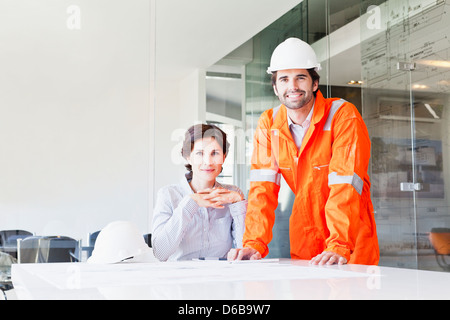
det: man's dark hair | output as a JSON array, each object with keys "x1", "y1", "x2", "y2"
[{"x1": 271, "y1": 68, "x2": 320, "y2": 96}]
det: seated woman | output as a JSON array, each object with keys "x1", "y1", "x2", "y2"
[{"x1": 152, "y1": 124, "x2": 247, "y2": 261}]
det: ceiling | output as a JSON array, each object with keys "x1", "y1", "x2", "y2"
[
  {"x1": 154, "y1": 0, "x2": 369, "y2": 90},
  {"x1": 154, "y1": 0, "x2": 304, "y2": 80}
]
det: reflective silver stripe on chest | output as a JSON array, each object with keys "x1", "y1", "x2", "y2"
[
  {"x1": 323, "y1": 99, "x2": 346, "y2": 131},
  {"x1": 272, "y1": 105, "x2": 281, "y2": 122}
]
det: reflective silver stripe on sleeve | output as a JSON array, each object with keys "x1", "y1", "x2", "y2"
[
  {"x1": 323, "y1": 99, "x2": 346, "y2": 131},
  {"x1": 250, "y1": 169, "x2": 281, "y2": 186},
  {"x1": 328, "y1": 172, "x2": 363, "y2": 195}
]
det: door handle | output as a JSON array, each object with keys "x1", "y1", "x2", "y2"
[{"x1": 400, "y1": 182, "x2": 423, "y2": 192}]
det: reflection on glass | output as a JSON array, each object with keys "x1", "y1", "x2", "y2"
[
  {"x1": 242, "y1": 0, "x2": 450, "y2": 271},
  {"x1": 206, "y1": 72, "x2": 243, "y2": 121},
  {"x1": 361, "y1": 0, "x2": 450, "y2": 271}
]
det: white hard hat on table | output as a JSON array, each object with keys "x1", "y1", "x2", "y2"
[
  {"x1": 267, "y1": 37, "x2": 321, "y2": 74},
  {"x1": 87, "y1": 221, "x2": 153, "y2": 264}
]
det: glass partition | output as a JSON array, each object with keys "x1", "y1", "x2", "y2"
[
  {"x1": 410, "y1": 0, "x2": 450, "y2": 271},
  {"x1": 361, "y1": 0, "x2": 450, "y2": 271},
  {"x1": 240, "y1": 0, "x2": 450, "y2": 270}
]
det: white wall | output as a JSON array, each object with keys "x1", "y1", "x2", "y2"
[{"x1": 0, "y1": 0, "x2": 153, "y2": 243}]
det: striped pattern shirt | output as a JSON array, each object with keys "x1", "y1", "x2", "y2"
[{"x1": 152, "y1": 176, "x2": 247, "y2": 261}]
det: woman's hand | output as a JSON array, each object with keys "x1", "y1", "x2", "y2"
[
  {"x1": 191, "y1": 187, "x2": 243, "y2": 209},
  {"x1": 190, "y1": 192, "x2": 225, "y2": 209}
]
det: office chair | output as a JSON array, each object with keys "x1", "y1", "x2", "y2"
[
  {"x1": 89, "y1": 231, "x2": 100, "y2": 246},
  {"x1": 17, "y1": 236, "x2": 80, "y2": 263},
  {"x1": 84, "y1": 230, "x2": 101, "y2": 258},
  {"x1": 0, "y1": 230, "x2": 33, "y2": 247},
  {"x1": 0, "y1": 251, "x2": 15, "y2": 299},
  {"x1": 0, "y1": 230, "x2": 33, "y2": 259},
  {"x1": 429, "y1": 228, "x2": 450, "y2": 271},
  {"x1": 143, "y1": 233, "x2": 151, "y2": 248}
]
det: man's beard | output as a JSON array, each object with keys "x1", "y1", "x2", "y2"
[{"x1": 282, "y1": 89, "x2": 313, "y2": 110}]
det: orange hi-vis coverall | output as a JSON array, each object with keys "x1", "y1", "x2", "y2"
[{"x1": 243, "y1": 90, "x2": 379, "y2": 265}]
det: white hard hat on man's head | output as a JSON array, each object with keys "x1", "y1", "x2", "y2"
[
  {"x1": 87, "y1": 221, "x2": 153, "y2": 264},
  {"x1": 267, "y1": 37, "x2": 321, "y2": 74}
]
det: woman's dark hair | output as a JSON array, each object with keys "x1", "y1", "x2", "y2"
[
  {"x1": 181, "y1": 123, "x2": 230, "y2": 172},
  {"x1": 271, "y1": 68, "x2": 320, "y2": 96}
]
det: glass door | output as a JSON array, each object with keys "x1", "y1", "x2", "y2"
[
  {"x1": 361, "y1": 0, "x2": 418, "y2": 269},
  {"x1": 361, "y1": 0, "x2": 450, "y2": 271},
  {"x1": 409, "y1": 0, "x2": 450, "y2": 271}
]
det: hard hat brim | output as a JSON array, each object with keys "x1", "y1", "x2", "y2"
[{"x1": 267, "y1": 64, "x2": 322, "y2": 74}]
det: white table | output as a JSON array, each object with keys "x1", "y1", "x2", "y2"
[{"x1": 11, "y1": 259, "x2": 450, "y2": 300}]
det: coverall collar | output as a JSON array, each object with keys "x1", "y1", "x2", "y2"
[{"x1": 310, "y1": 90, "x2": 327, "y2": 125}]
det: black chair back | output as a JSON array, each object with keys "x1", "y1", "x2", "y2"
[{"x1": 18, "y1": 236, "x2": 79, "y2": 263}]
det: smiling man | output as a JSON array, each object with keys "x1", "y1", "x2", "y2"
[{"x1": 228, "y1": 38, "x2": 379, "y2": 265}]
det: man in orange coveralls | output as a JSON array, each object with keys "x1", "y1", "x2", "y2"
[{"x1": 228, "y1": 38, "x2": 379, "y2": 265}]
